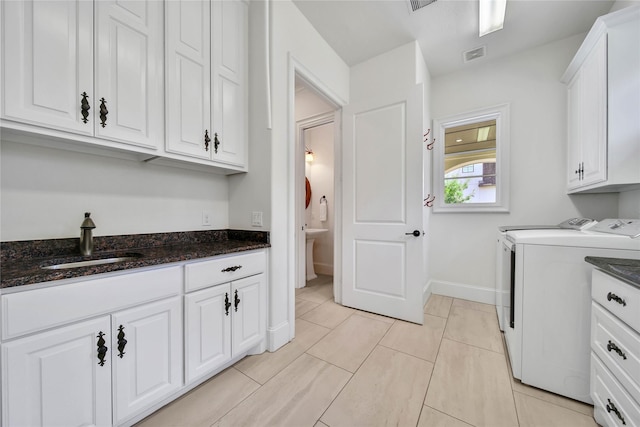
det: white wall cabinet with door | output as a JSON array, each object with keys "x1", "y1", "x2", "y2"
[
  {"x1": 1, "y1": 0, "x2": 164, "y2": 151},
  {"x1": 0, "y1": 267, "x2": 183, "y2": 427},
  {"x1": 184, "y1": 250, "x2": 266, "y2": 384},
  {"x1": 165, "y1": 0, "x2": 248, "y2": 170},
  {"x1": 563, "y1": 5, "x2": 640, "y2": 193}
]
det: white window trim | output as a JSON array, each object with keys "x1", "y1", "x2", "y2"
[{"x1": 432, "y1": 104, "x2": 510, "y2": 213}]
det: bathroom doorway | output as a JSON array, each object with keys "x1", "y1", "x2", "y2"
[{"x1": 294, "y1": 75, "x2": 341, "y2": 305}]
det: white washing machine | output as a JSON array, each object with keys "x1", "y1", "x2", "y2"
[{"x1": 503, "y1": 221, "x2": 640, "y2": 404}]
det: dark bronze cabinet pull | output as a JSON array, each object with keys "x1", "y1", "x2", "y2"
[
  {"x1": 607, "y1": 340, "x2": 627, "y2": 360},
  {"x1": 97, "y1": 331, "x2": 108, "y2": 367},
  {"x1": 214, "y1": 133, "x2": 220, "y2": 153},
  {"x1": 99, "y1": 98, "x2": 108, "y2": 128},
  {"x1": 225, "y1": 292, "x2": 231, "y2": 316},
  {"x1": 117, "y1": 325, "x2": 127, "y2": 359},
  {"x1": 234, "y1": 289, "x2": 240, "y2": 312},
  {"x1": 81, "y1": 92, "x2": 90, "y2": 123},
  {"x1": 221, "y1": 265, "x2": 242, "y2": 273},
  {"x1": 606, "y1": 399, "x2": 626, "y2": 425},
  {"x1": 607, "y1": 292, "x2": 626, "y2": 306},
  {"x1": 204, "y1": 130, "x2": 211, "y2": 151}
]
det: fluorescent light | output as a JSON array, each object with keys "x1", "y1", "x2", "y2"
[
  {"x1": 479, "y1": 0, "x2": 507, "y2": 37},
  {"x1": 477, "y1": 126, "x2": 491, "y2": 141}
]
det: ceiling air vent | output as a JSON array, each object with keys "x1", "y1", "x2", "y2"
[
  {"x1": 409, "y1": 0, "x2": 437, "y2": 12},
  {"x1": 463, "y1": 46, "x2": 487, "y2": 63}
]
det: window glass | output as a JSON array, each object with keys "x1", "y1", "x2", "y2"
[{"x1": 432, "y1": 105, "x2": 509, "y2": 213}]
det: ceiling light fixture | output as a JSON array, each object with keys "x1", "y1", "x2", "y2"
[{"x1": 479, "y1": 0, "x2": 507, "y2": 37}]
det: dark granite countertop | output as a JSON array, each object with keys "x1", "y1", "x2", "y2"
[
  {"x1": 1, "y1": 230, "x2": 270, "y2": 289},
  {"x1": 585, "y1": 256, "x2": 640, "y2": 289}
]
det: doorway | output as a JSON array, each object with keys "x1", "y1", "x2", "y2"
[{"x1": 294, "y1": 74, "x2": 342, "y2": 313}]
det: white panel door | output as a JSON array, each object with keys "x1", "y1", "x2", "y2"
[
  {"x1": 342, "y1": 85, "x2": 425, "y2": 324},
  {"x1": 185, "y1": 284, "x2": 232, "y2": 383},
  {"x1": 165, "y1": 0, "x2": 212, "y2": 159},
  {"x1": 2, "y1": 0, "x2": 93, "y2": 134},
  {"x1": 2, "y1": 316, "x2": 112, "y2": 427},
  {"x1": 211, "y1": 0, "x2": 247, "y2": 167},
  {"x1": 232, "y1": 274, "x2": 265, "y2": 357},
  {"x1": 94, "y1": 0, "x2": 163, "y2": 148},
  {"x1": 112, "y1": 297, "x2": 183, "y2": 424}
]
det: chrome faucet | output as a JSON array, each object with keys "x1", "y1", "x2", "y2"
[{"x1": 79, "y1": 212, "x2": 96, "y2": 256}]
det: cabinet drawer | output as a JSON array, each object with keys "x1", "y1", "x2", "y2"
[
  {"x1": 184, "y1": 250, "x2": 265, "y2": 292},
  {"x1": 592, "y1": 353, "x2": 640, "y2": 427},
  {"x1": 592, "y1": 302, "x2": 640, "y2": 403},
  {"x1": 593, "y1": 269, "x2": 640, "y2": 332},
  {"x1": 2, "y1": 266, "x2": 182, "y2": 340}
]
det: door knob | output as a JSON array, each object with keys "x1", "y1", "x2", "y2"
[{"x1": 405, "y1": 230, "x2": 422, "y2": 237}]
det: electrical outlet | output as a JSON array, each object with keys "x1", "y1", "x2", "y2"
[
  {"x1": 202, "y1": 211, "x2": 212, "y2": 226},
  {"x1": 251, "y1": 211, "x2": 263, "y2": 227}
]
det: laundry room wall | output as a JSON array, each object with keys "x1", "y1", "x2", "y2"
[{"x1": 428, "y1": 34, "x2": 619, "y2": 302}]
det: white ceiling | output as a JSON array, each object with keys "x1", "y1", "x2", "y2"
[{"x1": 291, "y1": 0, "x2": 616, "y2": 77}]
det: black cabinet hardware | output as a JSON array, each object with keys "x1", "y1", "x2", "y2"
[
  {"x1": 81, "y1": 92, "x2": 90, "y2": 123},
  {"x1": 117, "y1": 325, "x2": 127, "y2": 359},
  {"x1": 97, "y1": 332, "x2": 108, "y2": 367},
  {"x1": 606, "y1": 399, "x2": 626, "y2": 425},
  {"x1": 205, "y1": 130, "x2": 211, "y2": 151},
  {"x1": 214, "y1": 133, "x2": 220, "y2": 154},
  {"x1": 221, "y1": 265, "x2": 242, "y2": 273},
  {"x1": 99, "y1": 98, "x2": 108, "y2": 127},
  {"x1": 607, "y1": 340, "x2": 627, "y2": 360},
  {"x1": 607, "y1": 292, "x2": 627, "y2": 306},
  {"x1": 405, "y1": 230, "x2": 422, "y2": 237},
  {"x1": 234, "y1": 289, "x2": 240, "y2": 312},
  {"x1": 225, "y1": 292, "x2": 231, "y2": 316}
]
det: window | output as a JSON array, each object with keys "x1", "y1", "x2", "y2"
[{"x1": 432, "y1": 104, "x2": 510, "y2": 213}]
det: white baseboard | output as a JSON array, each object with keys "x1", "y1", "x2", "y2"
[
  {"x1": 424, "y1": 279, "x2": 496, "y2": 306},
  {"x1": 314, "y1": 263, "x2": 333, "y2": 276},
  {"x1": 267, "y1": 321, "x2": 290, "y2": 352}
]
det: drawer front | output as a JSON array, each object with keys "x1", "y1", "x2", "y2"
[
  {"x1": 592, "y1": 353, "x2": 640, "y2": 427},
  {"x1": 2, "y1": 266, "x2": 182, "y2": 340},
  {"x1": 592, "y1": 302, "x2": 640, "y2": 403},
  {"x1": 185, "y1": 250, "x2": 266, "y2": 292},
  {"x1": 592, "y1": 269, "x2": 640, "y2": 332}
]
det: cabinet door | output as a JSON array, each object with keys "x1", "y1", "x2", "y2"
[
  {"x1": 1, "y1": 316, "x2": 112, "y2": 427},
  {"x1": 211, "y1": 0, "x2": 248, "y2": 167},
  {"x1": 112, "y1": 297, "x2": 183, "y2": 424},
  {"x1": 567, "y1": 73, "x2": 583, "y2": 190},
  {"x1": 232, "y1": 274, "x2": 266, "y2": 357},
  {"x1": 94, "y1": 0, "x2": 163, "y2": 149},
  {"x1": 2, "y1": 0, "x2": 94, "y2": 135},
  {"x1": 579, "y1": 33, "x2": 608, "y2": 187},
  {"x1": 185, "y1": 284, "x2": 232, "y2": 383},
  {"x1": 165, "y1": 0, "x2": 212, "y2": 159}
]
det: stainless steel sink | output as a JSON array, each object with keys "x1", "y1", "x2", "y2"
[{"x1": 41, "y1": 253, "x2": 143, "y2": 270}]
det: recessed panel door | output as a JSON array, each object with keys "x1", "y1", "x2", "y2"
[{"x1": 342, "y1": 85, "x2": 425, "y2": 324}]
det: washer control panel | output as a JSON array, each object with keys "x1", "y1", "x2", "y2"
[{"x1": 590, "y1": 219, "x2": 640, "y2": 238}]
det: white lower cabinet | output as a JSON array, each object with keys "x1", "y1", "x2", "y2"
[
  {"x1": 111, "y1": 297, "x2": 183, "y2": 425},
  {"x1": 185, "y1": 273, "x2": 266, "y2": 384},
  {"x1": 2, "y1": 316, "x2": 112, "y2": 427}
]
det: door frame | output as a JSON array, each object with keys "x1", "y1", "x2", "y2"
[
  {"x1": 295, "y1": 112, "x2": 336, "y2": 289},
  {"x1": 288, "y1": 55, "x2": 345, "y2": 340}
]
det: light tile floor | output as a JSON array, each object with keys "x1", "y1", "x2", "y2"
[{"x1": 137, "y1": 276, "x2": 597, "y2": 427}]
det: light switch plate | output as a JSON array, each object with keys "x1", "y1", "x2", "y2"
[{"x1": 252, "y1": 211, "x2": 263, "y2": 227}]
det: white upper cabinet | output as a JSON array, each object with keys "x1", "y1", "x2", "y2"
[
  {"x1": 1, "y1": 0, "x2": 164, "y2": 150},
  {"x1": 166, "y1": 0, "x2": 248, "y2": 169},
  {"x1": 211, "y1": 0, "x2": 247, "y2": 167},
  {"x1": 566, "y1": 33, "x2": 608, "y2": 191},
  {"x1": 94, "y1": 0, "x2": 164, "y2": 149},
  {"x1": 563, "y1": 5, "x2": 640, "y2": 193},
  {"x1": 2, "y1": 1, "x2": 94, "y2": 135},
  {"x1": 165, "y1": 0, "x2": 212, "y2": 159}
]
